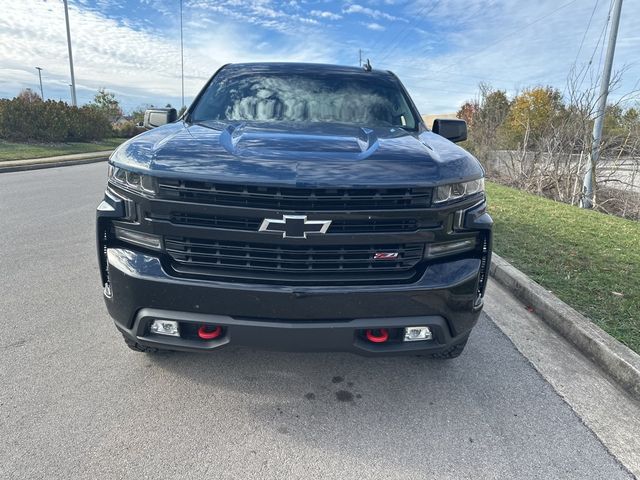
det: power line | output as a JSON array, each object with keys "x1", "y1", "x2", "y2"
[
  {"x1": 595, "y1": 0, "x2": 614, "y2": 75},
  {"x1": 418, "y1": 0, "x2": 580, "y2": 78},
  {"x1": 574, "y1": 0, "x2": 614, "y2": 92},
  {"x1": 366, "y1": 0, "x2": 420, "y2": 59},
  {"x1": 381, "y1": 60, "x2": 515, "y2": 85},
  {"x1": 376, "y1": 1, "x2": 440, "y2": 64},
  {"x1": 399, "y1": 72, "x2": 514, "y2": 89},
  {"x1": 180, "y1": 0, "x2": 185, "y2": 110},
  {"x1": 572, "y1": 0, "x2": 600, "y2": 68}
]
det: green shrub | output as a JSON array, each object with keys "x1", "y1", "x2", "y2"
[
  {"x1": 111, "y1": 120, "x2": 143, "y2": 138},
  {"x1": 68, "y1": 106, "x2": 112, "y2": 141},
  {"x1": 0, "y1": 95, "x2": 111, "y2": 142}
]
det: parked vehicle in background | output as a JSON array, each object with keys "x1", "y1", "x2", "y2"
[{"x1": 96, "y1": 62, "x2": 492, "y2": 358}]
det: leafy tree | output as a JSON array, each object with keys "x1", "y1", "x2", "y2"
[
  {"x1": 460, "y1": 84, "x2": 512, "y2": 159},
  {"x1": 457, "y1": 101, "x2": 477, "y2": 125},
  {"x1": 89, "y1": 88, "x2": 123, "y2": 123},
  {"x1": 603, "y1": 104, "x2": 624, "y2": 135},
  {"x1": 131, "y1": 104, "x2": 154, "y2": 124},
  {"x1": 507, "y1": 86, "x2": 563, "y2": 145},
  {"x1": 603, "y1": 105, "x2": 640, "y2": 149},
  {"x1": 178, "y1": 106, "x2": 187, "y2": 117},
  {"x1": 622, "y1": 107, "x2": 639, "y2": 128},
  {"x1": 475, "y1": 87, "x2": 510, "y2": 135}
]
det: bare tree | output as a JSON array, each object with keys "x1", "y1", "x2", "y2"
[{"x1": 464, "y1": 64, "x2": 640, "y2": 219}]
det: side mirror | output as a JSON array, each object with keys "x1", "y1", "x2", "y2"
[
  {"x1": 143, "y1": 108, "x2": 177, "y2": 129},
  {"x1": 432, "y1": 119, "x2": 467, "y2": 143}
]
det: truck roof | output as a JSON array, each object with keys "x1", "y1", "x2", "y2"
[{"x1": 220, "y1": 62, "x2": 394, "y2": 79}]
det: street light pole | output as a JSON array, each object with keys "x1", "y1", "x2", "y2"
[
  {"x1": 35, "y1": 67, "x2": 44, "y2": 99},
  {"x1": 581, "y1": 0, "x2": 624, "y2": 209},
  {"x1": 63, "y1": 0, "x2": 77, "y2": 106}
]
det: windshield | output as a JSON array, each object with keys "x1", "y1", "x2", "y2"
[{"x1": 190, "y1": 70, "x2": 418, "y2": 130}]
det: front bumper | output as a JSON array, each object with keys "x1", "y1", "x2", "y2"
[{"x1": 104, "y1": 247, "x2": 485, "y2": 355}]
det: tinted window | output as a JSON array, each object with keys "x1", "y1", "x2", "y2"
[{"x1": 191, "y1": 71, "x2": 417, "y2": 129}]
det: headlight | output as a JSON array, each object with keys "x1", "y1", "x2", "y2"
[
  {"x1": 434, "y1": 178, "x2": 484, "y2": 204},
  {"x1": 108, "y1": 164, "x2": 157, "y2": 194}
]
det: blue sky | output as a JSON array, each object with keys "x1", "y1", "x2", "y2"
[{"x1": 1, "y1": 0, "x2": 639, "y2": 114}]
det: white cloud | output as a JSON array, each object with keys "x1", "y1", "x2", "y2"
[
  {"x1": 343, "y1": 4, "x2": 405, "y2": 22},
  {"x1": 310, "y1": 10, "x2": 342, "y2": 20},
  {"x1": 187, "y1": 0, "x2": 322, "y2": 34},
  {"x1": 365, "y1": 22, "x2": 385, "y2": 31}
]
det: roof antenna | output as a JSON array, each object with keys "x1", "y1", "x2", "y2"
[{"x1": 363, "y1": 58, "x2": 372, "y2": 72}]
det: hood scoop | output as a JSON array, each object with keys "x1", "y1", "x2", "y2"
[{"x1": 219, "y1": 123, "x2": 379, "y2": 160}]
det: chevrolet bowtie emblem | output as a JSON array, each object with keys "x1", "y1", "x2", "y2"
[{"x1": 259, "y1": 215, "x2": 332, "y2": 239}]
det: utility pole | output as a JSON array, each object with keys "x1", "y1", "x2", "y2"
[
  {"x1": 35, "y1": 67, "x2": 44, "y2": 99},
  {"x1": 180, "y1": 0, "x2": 185, "y2": 110},
  {"x1": 581, "y1": 0, "x2": 624, "y2": 209},
  {"x1": 63, "y1": 0, "x2": 77, "y2": 106},
  {"x1": 359, "y1": 49, "x2": 362, "y2": 67}
]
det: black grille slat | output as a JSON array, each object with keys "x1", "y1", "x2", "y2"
[
  {"x1": 165, "y1": 237, "x2": 424, "y2": 279},
  {"x1": 169, "y1": 260, "x2": 413, "y2": 273},
  {"x1": 169, "y1": 213, "x2": 262, "y2": 230},
  {"x1": 157, "y1": 180, "x2": 432, "y2": 210},
  {"x1": 166, "y1": 250, "x2": 421, "y2": 265},
  {"x1": 150, "y1": 213, "x2": 423, "y2": 234},
  {"x1": 330, "y1": 219, "x2": 419, "y2": 233},
  {"x1": 165, "y1": 239, "x2": 422, "y2": 256}
]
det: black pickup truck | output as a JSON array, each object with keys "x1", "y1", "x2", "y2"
[{"x1": 97, "y1": 62, "x2": 492, "y2": 358}]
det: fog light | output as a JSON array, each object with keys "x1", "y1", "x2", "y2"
[
  {"x1": 425, "y1": 238, "x2": 476, "y2": 258},
  {"x1": 150, "y1": 320, "x2": 180, "y2": 337},
  {"x1": 404, "y1": 326, "x2": 432, "y2": 342},
  {"x1": 114, "y1": 226, "x2": 162, "y2": 250}
]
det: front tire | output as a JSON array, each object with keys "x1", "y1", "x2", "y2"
[{"x1": 427, "y1": 337, "x2": 468, "y2": 359}]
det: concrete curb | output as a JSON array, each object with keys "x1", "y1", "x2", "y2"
[
  {"x1": 0, "y1": 150, "x2": 113, "y2": 173},
  {"x1": 490, "y1": 253, "x2": 640, "y2": 401}
]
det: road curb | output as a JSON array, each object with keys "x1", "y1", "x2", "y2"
[
  {"x1": 490, "y1": 253, "x2": 640, "y2": 401},
  {"x1": 0, "y1": 151, "x2": 112, "y2": 173}
]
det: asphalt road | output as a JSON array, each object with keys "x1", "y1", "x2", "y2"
[{"x1": 0, "y1": 163, "x2": 632, "y2": 479}]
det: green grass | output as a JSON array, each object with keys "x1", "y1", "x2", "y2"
[
  {"x1": 0, "y1": 138, "x2": 127, "y2": 161},
  {"x1": 487, "y1": 181, "x2": 640, "y2": 353}
]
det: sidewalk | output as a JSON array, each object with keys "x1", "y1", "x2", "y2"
[{"x1": 0, "y1": 150, "x2": 113, "y2": 173}]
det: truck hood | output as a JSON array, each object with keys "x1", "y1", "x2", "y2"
[{"x1": 111, "y1": 121, "x2": 483, "y2": 187}]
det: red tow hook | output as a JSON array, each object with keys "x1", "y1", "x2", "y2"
[
  {"x1": 197, "y1": 325, "x2": 223, "y2": 340},
  {"x1": 365, "y1": 328, "x2": 389, "y2": 343}
]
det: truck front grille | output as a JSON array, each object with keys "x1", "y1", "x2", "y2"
[
  {"x1": 164, "y1": 237, "x2": 424, "y2": 284},
  {"x1": 157, "y1": 180, "x2": 432, "y2": 210}
]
